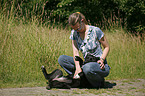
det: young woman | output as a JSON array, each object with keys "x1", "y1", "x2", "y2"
[{"x1": 58, "y1": 12, "x2": 110, "y2": 88}]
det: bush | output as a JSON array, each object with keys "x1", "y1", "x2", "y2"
[
  {"x1": 43, "y1": 0, "x2": 145, "y2": 34},
  {"x1": 0, "y1": 0, "x2": 144, "y2": 34},
  {"x1": 119, "y1": 0, "x2": 145, "y2": 34}
]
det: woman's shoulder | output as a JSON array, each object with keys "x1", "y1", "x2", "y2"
[{"x1": 88, "y1": 25, "x2": 101, "y2": 31}]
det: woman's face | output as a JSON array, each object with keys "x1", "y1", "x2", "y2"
[{"x1": 70, "y1": 21, "x2": 86, "y2": 33}]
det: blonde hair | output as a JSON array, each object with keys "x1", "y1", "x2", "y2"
[{"x1": 68, "y1": 12, "x2": 88, "y2": 26}]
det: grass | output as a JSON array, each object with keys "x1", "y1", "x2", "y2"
[
  {"x1": 0, "y1": 14, "x2": 72, "y2": 88},
  {"x1": 105, "y1": 29, "x2": 145, "y2": 80},
  {"x1": 0, "y1": 13, "x2": 145, "y2": 88}
]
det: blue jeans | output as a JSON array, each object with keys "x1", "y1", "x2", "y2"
[{"x1": 58, "y1": 55, "x2": 110, "y2": 87}]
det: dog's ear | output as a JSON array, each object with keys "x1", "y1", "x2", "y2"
[{"x1": 75, "y1": 56, "x2": 84, "y2": 67}]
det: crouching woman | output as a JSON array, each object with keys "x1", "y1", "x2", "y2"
[{"x1": 58, "y1": 12, "x2": 110, "y2": 88}]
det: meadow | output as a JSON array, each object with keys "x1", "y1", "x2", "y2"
[{"x1": 0, "y1": 14, "x2": 144, "y2": 88}]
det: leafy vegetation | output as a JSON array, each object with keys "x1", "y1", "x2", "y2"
[{"x1": 0, "y1": 0, "x2": 145, "y2": 34}]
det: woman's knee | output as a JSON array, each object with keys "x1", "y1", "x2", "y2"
[
  {"x1": 82, "y1": 64, "x2": 92, "y2": 75},
  {"x1": 58, "y1": 55, "x2": 66, "y2": 65},
  {"x1": 82, "y1": 62, "x2": 100, "y2": 75}
]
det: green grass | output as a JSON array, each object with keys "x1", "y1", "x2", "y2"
[
  {"x1": 0, "y1": 14, "x2": 145, "y2": 88},
  {"x1": 0, "y1": 14, "x2": 72, "y2": 88},
  {"x1": 105, "y1": 29, "x2": 145, "y2": 80}
]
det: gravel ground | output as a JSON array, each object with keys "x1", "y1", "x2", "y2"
[{"x1": 0, "y1": 79, "x2": 144, "y2": 96}]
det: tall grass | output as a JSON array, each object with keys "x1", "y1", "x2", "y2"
[
  {"x1": 105, "y1": 29, "x2": 145, "y2": 80},
  {"x1": 0, "y1": 14, "x2": 144, "y2": 88},
  {"x1": 0, "y1": 14, "x2": 72, "y2": 88}
]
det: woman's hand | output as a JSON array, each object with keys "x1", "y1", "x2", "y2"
[
  {"x1": 73, "y1": 68, "x2": 82, "y2": 79},
  {"x1": 97, "y1": 60, "x2": 105, "y2": 70}
]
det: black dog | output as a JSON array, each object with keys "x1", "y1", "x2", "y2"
[{"x1": 41, "y1": 56, "x2": 96, "y2": 89}]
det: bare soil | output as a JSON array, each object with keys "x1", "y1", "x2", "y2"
[{"x1": 0, "y1": 79, "x2": 144, "y2": 96}]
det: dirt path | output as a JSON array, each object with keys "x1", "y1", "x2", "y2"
[{"x1": 0, "y1": 79, "x2": 144, "y2": 96}]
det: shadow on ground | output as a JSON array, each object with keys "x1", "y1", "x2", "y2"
[{"x1": 104, "y1": 81, "x2": 117, "y2": 88}]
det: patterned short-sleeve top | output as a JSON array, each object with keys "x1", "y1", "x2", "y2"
[{"x1": 69, "y1": 25, "x2": 104, "y2": 59}]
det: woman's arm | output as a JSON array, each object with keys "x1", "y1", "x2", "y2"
[
  {"x1": 100, "y1": 35, "x2": 110, "y2": 60},
  {"x1": 72, "y1": 40, "x2": 82, "y2": 78},
  {"x1": 97, "y1": 35, "x2": 110, "y2": 69}
]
